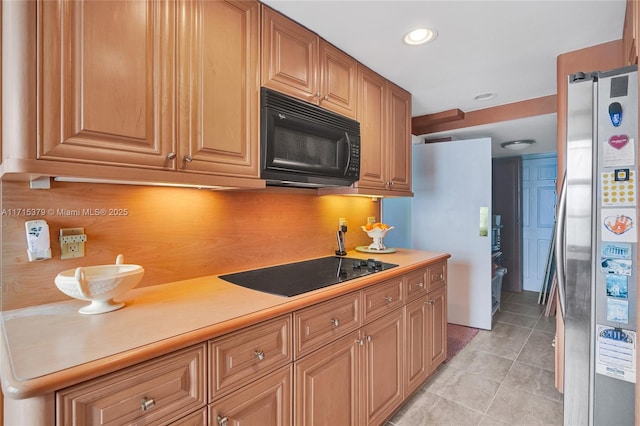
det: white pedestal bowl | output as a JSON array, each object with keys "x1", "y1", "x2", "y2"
[
  {"x1": 361, "y1": 226, "x2": 394, "y2": 251},
  {"x1": 54, "y1": 254, "x2": 144, "y2": 314}
]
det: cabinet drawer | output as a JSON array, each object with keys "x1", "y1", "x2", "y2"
[
  {"x1": 56, "y1": 344, "x2": 206, "y2": 426},
  {"x1": 427, "y1": 261, "x2": 447, "y2": 292},
  {"x1": 404, "y1": 268, "x2": 428, "y2": 301},
  {"x1": 173, "y1": 408, "x2": 207, "y2": 426},
  {"x1": 362, "y1": 277, "x2": 404, "y2": 323},
  {"x1": 210, "y1": 315, "x2": 292, "y2": 401},
  {"x1": 294, "y1": 291, "x2": 360, "y2": 359}
]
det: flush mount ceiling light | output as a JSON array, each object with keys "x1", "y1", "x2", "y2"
[
  {"x1": 501, "y1": 139, "x2": 536, "y2": 151},
  {"x1": 474, "y1": 92, "x2": 496, "y2": 101},
  {"x1": 403, "y1": 27, "x2": 437, "y2": 45}
]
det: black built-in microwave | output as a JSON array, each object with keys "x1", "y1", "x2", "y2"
[{"x1": 260, "y1": 88, "x2": 360, "y2": 188}]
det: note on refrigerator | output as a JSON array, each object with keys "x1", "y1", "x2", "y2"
[{"x1": 596, "y1": 325, "x2": 636, "y2": 383}]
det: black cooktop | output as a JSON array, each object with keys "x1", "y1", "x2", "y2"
[{"x1": 219, "y1": 256, "x2": 399, "y2": 297}]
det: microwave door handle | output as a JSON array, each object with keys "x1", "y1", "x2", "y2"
[{"x1": 344, "y1": 132, "x2": 351, "y2": 173}]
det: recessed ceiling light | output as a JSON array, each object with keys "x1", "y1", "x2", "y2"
[
  {"x1": 474, "y1": 92, "x2": 496, "y2": 101},
  {"x1": 501, "y1": 140, "x2": 536, "y2": 151},
  {"x1": 403, "y1": 27, "x2": 437, "y2": 46}
]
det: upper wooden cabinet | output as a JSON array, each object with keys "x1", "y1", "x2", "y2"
[
  {"x1": 38, "y1": 0, "x2": 175, "y2": 169},
  {"x1": 261, "y1": 6, "x2": 357, "y2": 119},
  {"x1": 623, "y1": 0, "x2": 639, "y2": 66},
  {"x1": 33, "y1": 0, "x2": 261, "y2": 182},
  {"x1": 355, "y1": 66, "x2": 412, "y2": 195},
  {"x1": 178, "y1": 0, "x2": 260, "y2": 178}
]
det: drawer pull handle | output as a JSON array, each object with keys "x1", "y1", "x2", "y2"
[
  {"x1": 384, "y1": 296, "x2": 393, "y2": 302},
  {"x1": 217, "y1": 416, "x2": 229, "y2": 426},
  {"x1": 254, "y1": 350, "x2": 265, "y2": 361},
  {"x1": 426, "y1": 299, "x2": 435, "y2": 305},
  {"x1": 330, "y1": 318, "x2": 340, "y2": 327},
  {"x1": 140, "y1": 397, "x2": 156, "y2": 411}
]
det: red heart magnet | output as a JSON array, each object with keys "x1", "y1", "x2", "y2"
[{"x1": 609, "y1": 135, "x2": 629, "y2": 150}]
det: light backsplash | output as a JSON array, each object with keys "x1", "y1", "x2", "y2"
[{"x1": 2, "y1": 181, "x2": 380, "y2": 310}]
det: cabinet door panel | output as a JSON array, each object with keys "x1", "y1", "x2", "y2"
[
  {"x1": 404, "y1": 298, "x2": 429, "y2": 396},
  {"x1": 178, "y1": 0, "x2": 259, "y2": 177},
  {"x1": 39, "y1": 0, "x2": 174, "y2": 168},
  {"x1": 427, "y1": 286, "x2": 447, "y2": 372},
  {"x1": 210, "y1": 365, "x2": 292, "y2": 426},
  {"x1": 387, "y1": 83, "x2": 411, "y2": 192},
  {"x1": 319, "y1": 41, "x2": 357, "y2": 119},
  {"x1": 356, "y1": 67, "x2": 386, "y2": 189},
  {"x1": 261, "y1": 7, "x2": 317, "y2": 102},
  {"x1": 295, "y1": 332, "x2": 361, "y2": 426},
  {"x1": 361, "y1": 309, "x2": 403, "y2": 426}
]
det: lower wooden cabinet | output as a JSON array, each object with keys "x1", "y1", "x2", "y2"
[
  {"x1": 294, "y1": 332, "x2": 361, "y2": 426},
  {"x1": 56, "y1": 344, "x2": 207, "y2": 425},
  {"x1": 174, "y1": 408, "x2": 208, "y2": 425},
  {"x1": 209, "y1": 365, "x2": 292, "y2": 426},
  {"x1": 209, "y1": 315, "x2": 292, "y2": 400},
  {"x1": 404, "y1": 284, "x2": 448, "y2": 399},
  {"x1": 404, "y1": 297, "x2": 429, "y2": 396},
  {"x1": 361, "y1": 308, "x2": 404, "y2": 426},
  {"x1": 43, "y1": 263, "x2": 448, "y2": 426},
  {"x1": 426, "y1": 285, "x2": 447, "y2": 373}
]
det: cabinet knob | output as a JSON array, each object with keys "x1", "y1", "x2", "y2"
[
  {"x1": 330, "y1": 318, "x2": 340, "y2": 327},
  {"x1": 416, "y1": 282, "x2": 424, "y2": 288},
  {"x1": 254, "y1": 350, "x2": 265, "y2": 361},
  {"x1": 425, "y1": 299, "x2": 435, "y2": 305},
  {"x1": 140, "y1": 397, "x2": 156, "y2": 411},
  {"x1": 166, "y1": 152, "x2": 177, "y2": 160},
  {"x1": 356, "y1": 338, "x2": 365, "y2": 346},
  {"x1": 433, "y1": 273, "x2": 443, "y2": 281},
  {"x1": 365, "y1": 335, "x2": 372, "y2": 342},
  {"x1": 323, "y1": 95, "x2": 329, "y2": 101},
  {"x1": 384, "y1": 296, "x2": 394, "y2": 302},
  {"x1": 315, "y1": 91, "x2": 321, "y2": 97},
  {"x1": 183, "y1": 155, "x2": 193, "y2": 163},
  {"x1": 217, "y1": 416, "x2": 229, "y2": 426}
]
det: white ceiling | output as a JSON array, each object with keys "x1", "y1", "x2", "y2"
[{"x1": 261, "y1": 0, "x2": 627, "y2": 157}]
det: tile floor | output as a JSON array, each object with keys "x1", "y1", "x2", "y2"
[{"x1": 387, "y1": 290, "x2": 564, "y2": 426}]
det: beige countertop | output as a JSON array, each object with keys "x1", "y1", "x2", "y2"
[{"x1": 1, "y1": 249, "x2": 449, "y2": 399}]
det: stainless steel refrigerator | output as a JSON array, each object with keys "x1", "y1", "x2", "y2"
[{"x1": 556, "y1": 65, "x2": 637, "y2": 425}]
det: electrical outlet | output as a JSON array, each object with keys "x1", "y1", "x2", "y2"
[
  {"x1": 60, "y1": 228, "x2": 87, "y2": 259},
  {"x1": 367, "y1": 217, "x2": 376, "y2": 224}
]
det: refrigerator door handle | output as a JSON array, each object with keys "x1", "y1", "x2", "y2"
[{"x1": 554, "y1": 173, "x2": 567, "y2": 318}]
